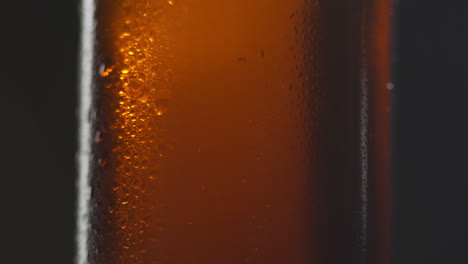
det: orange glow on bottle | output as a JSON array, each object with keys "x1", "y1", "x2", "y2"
[{"x1": 78, "y1": 0, "x2": 392, "y2": 263}]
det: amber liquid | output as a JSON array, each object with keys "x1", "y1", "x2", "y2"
[{"x1": 81, "y1": 0, "x2": 392, "y2": 263}]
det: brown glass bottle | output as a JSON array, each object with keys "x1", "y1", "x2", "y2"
[{"x1": 77, "y1": 0, "x2": 392, "y2": 264}]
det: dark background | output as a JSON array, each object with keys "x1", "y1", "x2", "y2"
[{"x1": 1, "y1": 0, "x2": 466, "y2": 263}]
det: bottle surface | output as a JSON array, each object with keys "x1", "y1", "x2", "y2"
[{"x1": 77, "y1": 0, "x2": 392, "y2": 264}]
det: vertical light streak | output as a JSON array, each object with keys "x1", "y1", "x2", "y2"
[
  {"x1": 77, "y1": 0, "x2": 95, "y2": 263},
  {"x1": 360, "y1": 3, "x2": 370, "y2": 262}
]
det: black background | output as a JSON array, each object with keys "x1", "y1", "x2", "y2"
[{"x1": 1, "y1": 0, "x2": 467, "y2": 263}]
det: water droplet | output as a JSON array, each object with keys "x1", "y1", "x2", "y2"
[
  {"x1": 137, "y1": 88, "x2": 150, "y2": 103},
  {"x1": 98, "y1": 64, "x2": 105, "y2": 75},
  {"x1": 100, "y1": 66, "x2": 114, "y2": 77},
  {"x1": 99, "y1": 159, "x2": 107, "y2": 167},
  {"x1": 386, "y1": 82, "x2": 394, "y2": 90},
  {"x1": 156, "y1": 98, "x2": 168, "y2": 115},
  {"x1": 119, "y1": 32, "x2": 130, "y2": 38}
]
